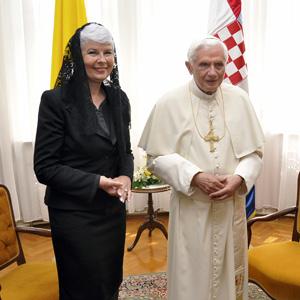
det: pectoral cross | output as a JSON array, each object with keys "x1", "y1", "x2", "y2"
[{"x1": 204, "y1": 119, "x2": 219, "y2": 152}]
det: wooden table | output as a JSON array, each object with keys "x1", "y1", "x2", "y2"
[{"x1": 127, "y1": 184, "x2": 170, "y2": 251}]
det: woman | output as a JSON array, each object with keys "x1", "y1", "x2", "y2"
[{"x1": 34, "y1": 23, "x2": 133, "y2": 300}]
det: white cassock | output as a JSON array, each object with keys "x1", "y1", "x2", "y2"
[{"x1": 138, "y1": 80, "x2": 264, "y2": 300}]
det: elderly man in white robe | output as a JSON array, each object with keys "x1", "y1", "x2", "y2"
[{"x1": 138, "y1": 36, "x2": 264, "y2": 300}]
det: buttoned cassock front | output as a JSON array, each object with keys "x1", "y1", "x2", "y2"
[{"x1": 139, "y1": 80, "x2": 264, "y2": 300}]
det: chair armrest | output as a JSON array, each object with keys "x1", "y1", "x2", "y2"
[
  {"x1": 247, "y1": 206, "x2": 297, "y2": 247},
  {"x1": 16, "y1": 226, "x2": 52, "y2": 237}
]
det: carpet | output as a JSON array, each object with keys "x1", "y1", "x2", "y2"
[{"x1": 119, "y1": 272, "x2": 271, "y2": 299}]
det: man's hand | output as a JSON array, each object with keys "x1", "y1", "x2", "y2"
[
  {"x1": 191, "y1": 172, "x2": 225, "y2": 195},
  {"x1": 209, "y1": 175, "x2": 243, "y2": 200}
]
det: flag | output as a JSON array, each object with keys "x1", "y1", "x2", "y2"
[
  {"x1": 208, "y1": 0, "x2": 255, "y2": 219},
  {"x1": 50, "y1": 0, "x2": 87, "y2": 88}
]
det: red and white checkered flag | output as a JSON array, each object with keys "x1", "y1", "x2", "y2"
[{"x1": 208, "y1": 0, "x2": 248, "y2": 91}]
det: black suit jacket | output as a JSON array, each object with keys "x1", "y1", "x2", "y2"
[{"x1": 34, "y1": 84, "x2": 134, "y2": 211}]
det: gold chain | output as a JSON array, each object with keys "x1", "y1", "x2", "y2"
[{"x1": 189, "y1": 83, "x2": 226, "y2": 152}]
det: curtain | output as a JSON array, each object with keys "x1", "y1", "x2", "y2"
[
  {"x1": 0, "y1": 0, "x2": 55, "y2": 221},
  {"x1": 242, "y1": 0, "x2": 300, "y2": 211},
  {"x1": 0, "y1": 0, "x2": 299, "y2": 221}
]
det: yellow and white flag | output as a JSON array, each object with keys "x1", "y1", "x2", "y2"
[{"x1": 50, "y1": 0, "x2": 87, "y2": 88}]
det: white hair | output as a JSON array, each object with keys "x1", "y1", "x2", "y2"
[
  {"x1": 80, "y1": 23, "x2": 114, "y2": 49},
  {"x1": 187, "y1": 35, "x2": 228, "y2": 62}
]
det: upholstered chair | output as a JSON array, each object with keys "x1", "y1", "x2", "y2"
[
  {"x1": 247, "y1": 172, "x2": 300, "y2": 300},
  {"x1": 0, "y1": 184, "x2": 58, "y2": 300}
]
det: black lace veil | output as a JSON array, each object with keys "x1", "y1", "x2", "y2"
[
  {"x1": 55, "y1": 22, "x2": 120, "y2": 89},
  {"x1": 54, "y1": 22, "x2": 128, "y2": 158}
]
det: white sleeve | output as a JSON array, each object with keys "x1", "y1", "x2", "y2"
[
  {"x1": 147, "y1": 153, "x2": 201, "y2": 196},
  {"x1": 234, "y1": 152, "x2": 263, "y2": 195}
]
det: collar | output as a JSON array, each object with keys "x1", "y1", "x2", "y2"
[{"x1": 190, "y1": 79, "x2": 217, "y2": 101}]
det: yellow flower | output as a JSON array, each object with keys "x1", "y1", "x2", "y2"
[
  {"x1": 132, "y1": 166, "x2": 162, "y2": 189},
  {"x1": 144, "y1": 169, "x2": 152, "y2": 176}
]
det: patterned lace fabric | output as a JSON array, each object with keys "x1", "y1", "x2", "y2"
[
  {"x1": 53, "y1": 22, "x2": 129, "y2": 158},
  {"x1": 55, "y1": 22, "x2": 120, "y2": 89}
]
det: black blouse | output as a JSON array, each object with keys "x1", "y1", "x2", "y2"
[{"x1": 95, "y1": 99, "x2": 116, "y2": 145}]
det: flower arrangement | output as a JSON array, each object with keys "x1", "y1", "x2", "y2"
[{"x1": 132, "y1": 166, "x2": 162, "y2": 189}]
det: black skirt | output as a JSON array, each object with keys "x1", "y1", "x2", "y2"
[{"x1": 48, "y1": 205, "x2": 126, "y2": 300}]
